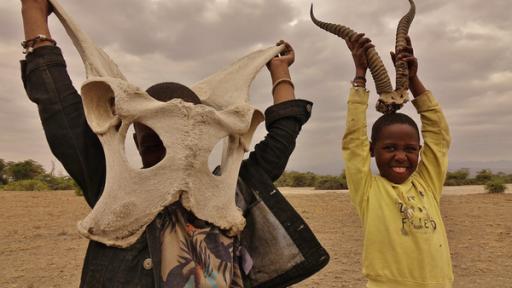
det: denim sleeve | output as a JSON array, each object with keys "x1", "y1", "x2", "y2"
[
  {"x1": 244, "y1": 99, "x2": 312, "y2": 182},
  {"x1": 21, "y1": 46, "x2": 105, "y2": 208}
]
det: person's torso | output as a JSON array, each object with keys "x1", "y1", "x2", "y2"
[{"x1": 360, "y1": 175, "x2": 453, "y2": 287}]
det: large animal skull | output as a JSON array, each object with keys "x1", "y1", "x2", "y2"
[{"x1": 49, "y1": 0, "x2": 284, "y2": 247}]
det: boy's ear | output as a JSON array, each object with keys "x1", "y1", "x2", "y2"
[{"x1": 369, "y1": 141, "x2": 375, "y2": 157}]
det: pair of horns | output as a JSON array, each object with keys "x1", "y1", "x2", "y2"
[{"x1": 311, "y1": 0, "x2": 416, "y2": 113}]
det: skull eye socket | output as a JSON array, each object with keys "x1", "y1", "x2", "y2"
[
  {"x1": 208, "y1": 136, "x2": 228, "y2": 176},
  {"x1": 125, "y1": 122, "x2": 166, "y2": 169},
  {"x1": 81, "y1": 80, "x2": 119, "y2": 134}
]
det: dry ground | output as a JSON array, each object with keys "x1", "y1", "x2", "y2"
[{"x1": 1, "y1": 187, "x2": 511, "y2": 288}]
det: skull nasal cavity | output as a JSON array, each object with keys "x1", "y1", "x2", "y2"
[{"x1": 146, "y1": 82, "x2": 201, "y2": 104}]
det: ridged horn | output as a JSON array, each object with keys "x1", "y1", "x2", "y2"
[
  {"x1": 394, "y1": 0, "x2": 416, "y2": 92},
  {"x1": 310, "y1": 4, "x2": 393, "y2": 95}
]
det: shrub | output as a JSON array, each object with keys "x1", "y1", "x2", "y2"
[
  {"x1": 36, "y1": 174, "x2": 77, "y2": 190},
  {"x1": 475, "y1": 169, "x2": 493, "y2": 185},
  {"x1": 0, "y1": 159, "x2": 7, "y2": 185},
  {"x1": 444, "y1": 168, "x2": 471, "y2": 186},
  {"x1": 314, "y1": 176, "x2": 347, "y2": 190},
  {"x1": 485, "y1": 177, "x2": 507, "y2": 193},
  {"x1": 275, "y1": 171, "x2": 318, "y2": 187},
  {"x1": 446, "y1": 168, "x2": 469, "y2": 181},
  {"x1": 1, "y1": 179, "x2": 50, "y2": 191},
  {"x1": 444, "y1": 178, "x2": 473, "y2": 186}
]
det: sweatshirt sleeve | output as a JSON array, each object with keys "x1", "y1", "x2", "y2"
[
  {"x1": 412, "y1": 91, "x2": 451, "y2": 202},
  {"x1": 244, "y1": 99, "x2": 312, "y2": 182},
  {"x1": 342, "y1": 87, "x2": 373, "y2": 216},
  {"x1": 21, "y1": 46, "x2": 106, "y2": 208}
]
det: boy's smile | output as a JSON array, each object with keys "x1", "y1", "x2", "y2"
[{"x1": 371, "y1": 123, "x2": 421, "y2": 184}]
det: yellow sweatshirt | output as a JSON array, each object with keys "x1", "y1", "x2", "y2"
[{"x1": 342, "y1": 87, "x2": 453, "y2": 288}]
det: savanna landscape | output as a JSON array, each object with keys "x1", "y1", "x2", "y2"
[{"x1": 1, "y1": 185, "x2": 511, "y2": 288}]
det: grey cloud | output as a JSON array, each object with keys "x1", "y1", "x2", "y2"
[{"x1": 2, "y1": 0, "x2": 512, "y2": 175}]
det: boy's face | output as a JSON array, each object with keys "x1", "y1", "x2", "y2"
[
  {"x1": 133, "y1": 123, "x2": 166, "y2": 169},
  {"x1": 371, "y1": 123, "x2": 421, "y2": 184}
]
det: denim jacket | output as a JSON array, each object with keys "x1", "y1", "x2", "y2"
[{"x1": 21, "y1": 46, "x2": 329, "y2": 288}]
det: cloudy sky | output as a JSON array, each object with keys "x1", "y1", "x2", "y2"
[{"x1": 1, "y1": 0, "x2": 511, "y2": 175}]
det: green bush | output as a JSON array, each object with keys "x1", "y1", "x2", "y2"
[
  {"x1": 475, "y1": 169, "x2": 493, "y2": 185},
  {"x1": 275, "y1": 171, "x2": 318, "y2": 187},
  {"x1": 444, "y1": 178, "x2": 474, "y2": 186},
  {"x1": 314, "y1": 176, "x2": 347, "y2": 190},
  {"x1": 485, "y1": 177, "x2": 507, "y2": 193},
  {"x1": 36, "y1": 174, "x2": 77, "y2": 190},
  {"x1": 4, "y1": 159, "x2": 46, "y2": 182},
  {"x1": 0, "y1": 159, "x2": 7, "y2": 185},
  {"x1": 1, "y1": 179, "x2": 50, "y2": 191},
  {"x1": 444, "y1": 168, "x2": 470, "y2": 186}
]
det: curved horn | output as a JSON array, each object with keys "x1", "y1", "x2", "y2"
[
  {"x1": 394, "y1": 0, "x2": 416, "y2": 92},
  {"x1": 310, "y1": 4, "x2": 393, "y2": 96}
]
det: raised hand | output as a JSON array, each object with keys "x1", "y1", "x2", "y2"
[
  {"x1": 267, "y1": 40, "x2": 296, "y2": 104},
  {"x1": 20, "y1": 0, "x2": 54, "y2": 50},
  {"x1": 390, "y1": 36, "x2": 425, "y2": 97},
  {"x1": 267, "y1": 40, "x2": 295, "y2": 70},
  {"x1": 345, "y1": 33, "x2": 374, "y2": 83},
  {"x1": 390, "y1": 36, "x2": 418, "y2": 80}
]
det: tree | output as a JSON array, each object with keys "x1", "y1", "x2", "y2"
[
  {"x1": 445, "y1": 168, "x2": 470, "y2": 186},
  {"x1": 315, "y1": 175, "x2": 348, "y2": 190},
  {"x1": 475, "y1": 169, "x2": 493, "y2": 184},
  {"x1": 5, "y1": 159, "x2": 46, "y2": 182},
  {"x1": 0, "y1": 159, "x2": 7, "y2": 185}
]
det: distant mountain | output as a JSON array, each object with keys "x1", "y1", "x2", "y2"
[
  {"x1": 448, "y1": 160, "x2": 512, "y2": 175},
  {"x1": 289, "y1": 160, "x2": 512, "y2": 176}
]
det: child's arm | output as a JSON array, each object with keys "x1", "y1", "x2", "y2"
[
  {"x1": 21, "y1": 0, "x2": 106, "y2": 208},
  {"x1": 396, "y1": 36, "x2": 451, "y2": 201},
  {"x1": 244, "y1": 41, "x2": 312, "y2": 181},
  {"x1": 342, "y1": 34, "x2": 375, "y2": 215}
]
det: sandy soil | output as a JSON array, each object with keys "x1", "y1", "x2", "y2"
[{"x1": 1, "y1": 188, "x2": 511, "y2": 288}]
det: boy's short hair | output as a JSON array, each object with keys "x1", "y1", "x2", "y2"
[
  {"x1": 146, "y1": 82, "x2": 201, "y2": 104},
  {"x1": 371, "y1": 113, "x2": 420, "y2": 143}
]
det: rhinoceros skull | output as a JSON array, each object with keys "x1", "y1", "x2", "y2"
[{"x1": 49, "y1": 0, "x2": 284, "y2": 247}]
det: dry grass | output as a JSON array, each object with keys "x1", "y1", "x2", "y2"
[{"x1": 0, "y1": 188, "x2": 511, "y2": 288}]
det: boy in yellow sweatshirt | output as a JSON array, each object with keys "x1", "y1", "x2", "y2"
[{"x1": 342, "y1": 33, "x2": 454, "y2": 288}]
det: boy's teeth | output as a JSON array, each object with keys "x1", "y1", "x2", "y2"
[{"x1": 392, "y1": 167, "x2": 406, "y2": 173}]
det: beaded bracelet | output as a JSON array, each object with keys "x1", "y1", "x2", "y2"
[
  {"x1": 353, "y1": 76, "x2": 367, "y2": 83},
  {"x1": 272, "y1": 78, "x2": 294, "y2": 94},
  {"x1": 351, "y1": 80, "x2": 366, "y2": 88},
  {"x1": 21, "y1": 34, "x2": 57, "y2": 54}
]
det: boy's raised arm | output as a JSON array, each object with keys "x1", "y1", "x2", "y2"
[
  {"x1": 20, "y1": 0, "x2": 106, "y2": 207},
  {"x1": 342, "y1": 33, "x2": 375, "y2": 215},
  {"x1": 244, "y1": 41, "x2": 313, "y2": 181},
  {"x1": 21, "y1": 0, "x2": 53, "y2": 46},
  {"x1": 397, "y1": 36, "x2": 451, "y2": 201}
]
